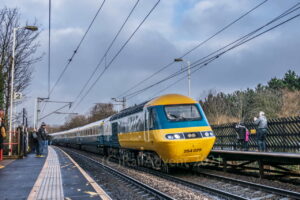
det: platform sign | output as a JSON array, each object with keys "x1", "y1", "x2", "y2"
[{"x1": 14, "y1": 92, "x2": 22, "y2": 100}]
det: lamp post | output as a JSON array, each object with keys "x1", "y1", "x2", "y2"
[
  {"x1": 9, "y1": 25, "x2": 38, "y2": 156},
  {"x1": 174, "y1": 58, "x2": 191, "y2": 97}
]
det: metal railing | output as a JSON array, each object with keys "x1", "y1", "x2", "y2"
[{"x1": 211, "y1": 116, "x2": 300, "y2": 153}]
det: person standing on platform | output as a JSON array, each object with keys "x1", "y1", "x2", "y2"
[
  {"x1": 36, "y1": 122, "x2": 47, "y2": 157},
  {"x1": 0, "y1": 117, "x2": 7, "y2": 167},
  {"x1": 234, "y1": 122, "x2": 249, "y2": 151},
  {"x1": 254, "y1": 111, "x2": 268, "y2": 152},
  {"x1": 29, "y1": 130, "x2": 37, "y2": 153}
]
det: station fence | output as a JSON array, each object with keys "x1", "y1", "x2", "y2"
[
  {"x1": 211, "y1": 116, "x2": 300, "y2": 153},
  {"x1": 2, "y1": 128, "x2": 29, "y2": 158}
]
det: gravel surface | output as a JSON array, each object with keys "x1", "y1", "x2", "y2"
[
  {"x1": 60, "y1": 147, "x2": 214, "y2": 200},
  {"x1": 174, "y1": 173, "x2": 285, "y2": 200},
  {"x1": 194, "y1": 167, "x2": 300, "y2": 193},
  {"x1": 58, "y1": 147, "x2": 299, "y2": 200}
]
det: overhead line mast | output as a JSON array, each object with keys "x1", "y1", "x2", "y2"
[
  {"x1": 48, "y1": 0, "x2": 51, "y2": 98},
  {"x1": 39, "y1": 0, "x2": 107, "y2": 118}
]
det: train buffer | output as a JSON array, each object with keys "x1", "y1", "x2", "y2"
[{"x1": 0, "y1": 146, "x2": 111, "y2": 200}]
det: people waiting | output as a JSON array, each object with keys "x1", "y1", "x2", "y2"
[
  {"x1": 35, "y1": 122, "x2": 47, "y2": 157},
  {"x1": 254, "y1": 111, "x2": 268, "y2": 152},
  {"x1": 234, "y1": 122, "x2": 249, "y2": 151}
]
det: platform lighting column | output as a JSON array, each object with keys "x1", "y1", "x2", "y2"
[
  {"x1": 9, "y1": 26, "x2": 38, "y2": 156},
  {"x1": 174, "y1": 58, "x2": 191, "y2": 97}
]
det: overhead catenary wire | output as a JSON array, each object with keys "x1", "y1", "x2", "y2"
[
  {"x1": 116, "y1": 0, "x2": 269, "y2": 99},
  {"x1": 73, "y1": 0, "x2": 141, "y2": 102},
  {"x1": 125, "y1": 2, "x2": 300, "y2": 98},
  {"x1": 124, "y1": 3, "x2": 300, "y2": 100},
  {"x1": 154, "y1": 10, "x2": 300, "y2": 98},
  {"x1": 40, "y1": 0, "x2": 106, "y2": 116},
  {"x1": 48, "y1": 0, "x2": 106, "y2": 98},
  {"x1": 72, "y1": 0, "x2": 161, "y2": 111},
  {"x1": 133, "y1": 8, "x2": 300, "y2": 100}
]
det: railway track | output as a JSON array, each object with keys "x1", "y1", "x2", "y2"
[
  {"x1": 143, "y1": 168, "x2": 300, "y2": 200},
  {"x1": 59, "y1": 147, "x2": 300, "y2": 200},
  {"x1": 56, "y1": 147, "x2": 174, "y2": 200},
  {"x1": 195, "y1": 171, "x2": 300, "y2": 199}
]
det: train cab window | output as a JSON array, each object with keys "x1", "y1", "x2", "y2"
[{"x1": 165, "y1": 104, "x2": 201, "y2": 121}]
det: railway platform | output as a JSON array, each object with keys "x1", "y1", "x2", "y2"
[
  {"x1": 0, "y1": 146, "x2": 111, "y2": 200},
  {"x1": 208, "y1": 149, "x2": 300, "y2": 178}
]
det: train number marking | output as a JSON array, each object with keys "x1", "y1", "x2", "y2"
[{"x1": 184, "y1": 148, "x2": 202, "y2": 153}]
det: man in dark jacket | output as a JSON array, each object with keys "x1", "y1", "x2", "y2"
[{"x1": 36, "y1": 122, "x2": 47, "y2": 157}]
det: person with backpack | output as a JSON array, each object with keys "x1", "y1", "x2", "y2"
[
  {"x1": 234, "y1": 122, "x2": 249, "y2": 151},
  {"x1": 29, "y1": 130, "x2": 37, "y2": 153}
]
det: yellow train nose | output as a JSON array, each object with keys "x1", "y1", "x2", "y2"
[{"x1": 155, "y1": 137, "x2": 216, "y2": 163}]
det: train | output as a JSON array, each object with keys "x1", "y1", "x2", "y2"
[{"x1": 51, "y1": 94, "x2": 216, "y2": 172}]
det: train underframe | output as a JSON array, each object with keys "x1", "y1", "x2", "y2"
[{"x1": 57, "y1": 142, "x2": 186, "y2": 173}]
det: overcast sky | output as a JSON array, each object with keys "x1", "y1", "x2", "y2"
[{"x1": 1, "y1": 0, "x2": 300, "y2": 126}]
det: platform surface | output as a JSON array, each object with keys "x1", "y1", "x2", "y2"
[{"x1": 0, "y1": 146, "x2": 110, "y2": 200}]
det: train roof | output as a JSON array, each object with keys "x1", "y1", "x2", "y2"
[
  {"x1": 51, "y1": 94, "x2": 198, "y2": 135},
  {"x1": 109, "y1": 94, "x2": 198, "y2": 121},
  {"x1": 110, "y1": 101, "x2": 148, "y2": 121},
  {"x1": 50, "y1": 118, "x2": 107, "y2": 136},
  {"x1": 146, "y1": 94, "x2": 197, "y2": 106}
]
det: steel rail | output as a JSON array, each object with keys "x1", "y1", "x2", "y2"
[
  {"x1": 60, "y1": 147, "x2": 246, "y2": 200},
  {"x1": 60, "y1": 147, "x2": 174, "y2": 200},
  {"x1": 137, "y1": 167, "x2": 247, "y2": 200},
  {"x1": 58, "y1": 147, "x2": 300, "y2": 199},
  {"x1": 197, "y1": 171, "x2": 300, "y2": 199}
]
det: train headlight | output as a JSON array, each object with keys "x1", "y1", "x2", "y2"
[
  {"x1": 166, "y1": 134, "x2": 174, "y2": 140},
  {"x1": 204, "y1": 132, "x2": 209, "y2": 137},
  {"x1": 209, "y1": 132, "x2": 214, "y2": 136},
  {"x1": 174, "y1": 134, "x2": 181, "y2": 139},
  {"x1": 165, "y1": 133, "x2": 183, "y2": 140},
  {"x1": 187, "y1": 133, "x2": 197, "y2": 138}
]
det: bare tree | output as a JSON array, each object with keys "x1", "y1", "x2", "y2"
[
  {"x1": 0, "y1": 7, "x2": 42, "y2": 126},
  {"x1": 62, "y1": 115, "x2": 88, "y2": 131},
  {"x1": 88, "y1": 103, "x2": 116, "y2": 123}
]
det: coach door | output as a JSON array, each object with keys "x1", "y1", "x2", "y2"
[
  {"x1": 144, "y1": 108, "x2": 154, "y2": 142},
  {"x1": 111, "y1": 122, "x2": 119, "y2": 146},
  {"x1": 144, "y1": 110, "x2": 149, "y2": 142}
]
